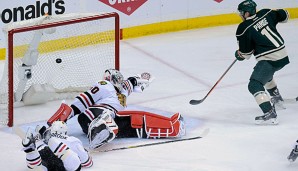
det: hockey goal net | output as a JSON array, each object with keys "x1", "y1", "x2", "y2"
[{"x1": 0, "y1": 12, "x2": 120, "y2": 127}]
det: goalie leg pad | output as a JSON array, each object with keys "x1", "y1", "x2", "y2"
[
  {"x1": 77, "y1": 107, "x2": 111, "y2": 134},
  {"x1": 117, "y1": 111, "x2": 186, "y2": 138},
  {"x1": 47, "y1": 102, "x2": 73, "y2": 126},
  {"x1": 87, "y1": 111, "x2": 118, "y2": 149}
]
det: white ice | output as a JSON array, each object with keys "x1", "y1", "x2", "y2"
[{"x1": 0, "y1": 19, "x2": 298, "y2": 171}]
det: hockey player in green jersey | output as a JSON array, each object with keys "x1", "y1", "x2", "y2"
[{"x1": 234, "y1": 0, "x2": 290, "y2": 124}]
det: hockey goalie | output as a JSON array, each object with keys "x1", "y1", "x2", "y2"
[{"x1": 47, "y1": 69, "x2": 186, "y2": 149}]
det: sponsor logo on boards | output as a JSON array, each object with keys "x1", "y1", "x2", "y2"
[
  {"x1": 0, "y1": 0, "x2": 66, "y2": 24},
  {"x1": 99, "y1": 0, "x2": 148, "y2": 16}
]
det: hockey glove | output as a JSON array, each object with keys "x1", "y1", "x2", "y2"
[
  {"x1": 235, "y1": 50, "x2": 245, "y2": 61},
  {"x1": 129, "y1": 72, "x2": 155, "y2": 93}
]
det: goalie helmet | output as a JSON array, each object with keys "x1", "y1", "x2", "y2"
[
  {"x1": 238, "y1": 0, "x2": 257, "y2": 17},
  {"x1": 103, "y1": 69, "x2": 124, "y2": 91},
  {"x1": 50, "y1": 121, "x2": 67, "y2": 135}
]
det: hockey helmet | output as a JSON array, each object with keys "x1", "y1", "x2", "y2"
[
  {"x1": 238, "y1": 0, "x2": 257, "y2": 16},
  {"x1": 104, "y1": 69, "x2": 124, "y2": 91},
  {"x1": 50, "y1": 121, "x2": 67, "y2": 135}
]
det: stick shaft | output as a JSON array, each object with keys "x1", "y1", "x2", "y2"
[{"x1": 190, "y1": 59, "x2": 237, "y2": 105}]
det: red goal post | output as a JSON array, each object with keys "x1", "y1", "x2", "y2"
[{"x1": 0, "y1": 12, "x2": 120, "y2": 127}]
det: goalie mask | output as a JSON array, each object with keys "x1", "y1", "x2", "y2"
[
  {"x1": 104, "y1": 69, "x2": 124, "y2": 91},
  {"x1": 50, "y1": 121, "x2": 67, "y2": 135}
]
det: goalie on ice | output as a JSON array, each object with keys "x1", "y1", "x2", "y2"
[{"x1": 48, "y1": 69, "x2": 186, "y2": 149}]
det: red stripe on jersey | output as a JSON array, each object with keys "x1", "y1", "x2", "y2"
[
  {"x1": 82, "y1": 157, "x2": 93, "y2": 167},
  {"x1": 85, "y1": 110, "x2": 95, "y2": 121},
  {"x1": 123, "y1": 81, "x2": 132, "y2": 94},
  {"x1": 80, "y1": 93, "x2": 91, "y2": 107},
  {"x1": 28, "y1": 159, "x2": 41, "y2": 166},
  {"x1": 59, "y1": 144, "x2": 67, "y2": 153}
]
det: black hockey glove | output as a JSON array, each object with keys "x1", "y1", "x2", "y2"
[{"x1": 235, "y1": 50, "x2": 245, "y2": 61}]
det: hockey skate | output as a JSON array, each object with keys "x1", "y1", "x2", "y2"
[
  {"x1": 271, "y1": 95, "x2": 286, "y2": 110},
  {"x1": 255, "y1": 109, "x2": 278, "y2": 125},
  {"x1": 288, "y1": 147, "x2": 298, "y2": 162}
]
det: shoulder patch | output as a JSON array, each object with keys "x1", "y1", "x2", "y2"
[{"x1": 99, "y1": 81, "x2": 107, "y2": 85}]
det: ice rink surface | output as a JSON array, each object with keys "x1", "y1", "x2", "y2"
[{"x1": 0, "y1": 19, "x2": 297, "y2": 171}]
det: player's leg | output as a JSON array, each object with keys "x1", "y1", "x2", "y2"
[
  {"x1": 39, "y1": 146, "x2": 66, "y2": 171},
  {"x1": 117, "y1": 111, "x2": 185, "y2": 138},
  {"x1": 248, "y1": 61, "x2": 277, "y2": 124},
  {"x1": 114, "y1": 115, "x2": 140, "y2": 138},
  {"x1": 48, "y1": 137, "x2": 81, "y2": 171},
  {"x1": 265, "y1": 79, "x2": 286, "y2": 110}
]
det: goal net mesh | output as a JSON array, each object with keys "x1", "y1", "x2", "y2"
[{"x1": 0, "y1": 13, "x2": 119, "y2": 126}]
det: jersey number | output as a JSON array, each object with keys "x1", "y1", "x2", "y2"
[
  {"x1": 90, "y1": 87, "x2": 99, "y2": 94},
  {"x1": 261, "y1": 26, "x2": 283, "y2": 47}
]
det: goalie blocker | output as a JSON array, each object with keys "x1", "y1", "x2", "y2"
[{"x1": 47, "y1": 103, "x2": 186, "y2": 139}]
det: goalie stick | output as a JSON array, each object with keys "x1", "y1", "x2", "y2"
[
  {"x1": 91, "y1": 128, "x2": 210, "y2": 153},
  {"x1": 190, "y1": 59, "x2": 237, "y2": 105}
]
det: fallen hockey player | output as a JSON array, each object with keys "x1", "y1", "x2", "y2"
[
  {"x1": 21, "y1": 121, "x2": 93, "y2": 171},
  {"x1": 47, "y1": 69, "x2": 186, "y2": 149}
]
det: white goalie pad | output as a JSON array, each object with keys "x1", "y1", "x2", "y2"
[{"x1": 87, "y1": 111, "x2": 118, "y2": 149}]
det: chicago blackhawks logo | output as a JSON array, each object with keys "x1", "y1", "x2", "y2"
[{"x1": 98, "y1": 0, "x2": 148, "y2": 16}]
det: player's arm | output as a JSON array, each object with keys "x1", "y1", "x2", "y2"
[
  {"x1": 235, "y1": 25, "x2": 254, "y2": 61},
  {"x1": 69, "y1": 137, "x2": 93, "y2": 168},
  {"x1": 122, "y1": 72, "x2": 154, "y2": 96},
  {"x1": 272, "y1": 9, "x2": 289, "y2": 23}
]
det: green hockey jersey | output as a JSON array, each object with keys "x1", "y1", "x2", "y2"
[{"x1": 236, "y1": 9, "x2": 290, "y2": 67}]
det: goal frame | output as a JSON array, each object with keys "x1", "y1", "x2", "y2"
[{"x1": 6, "y1": 12, "x2": 120, "y2": 127}]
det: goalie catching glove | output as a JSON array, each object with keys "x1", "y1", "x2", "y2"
[{"x1": 123, "y1": 72, "x2": 155, "y2": 94}]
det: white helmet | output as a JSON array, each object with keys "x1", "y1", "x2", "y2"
[
  {"x1": 103, "y1": 69, "x2": 124, "y2": 91},
  {"x1": 50, "y1": 121, "x2": 67, "y2": 135}
]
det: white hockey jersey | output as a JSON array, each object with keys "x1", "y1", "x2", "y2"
[
  {"x1": 49, "y1": 133, "x2": 93, "y2": 168},
  {"x1": 71, "y1": 80, "x2": 133, "y2": 115}
]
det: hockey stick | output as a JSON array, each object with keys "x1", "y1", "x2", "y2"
[
  {"x1": 190, "y1": 59, "x2": 237, "y2": 105},
  {"x1": 92, "y1": 128, "x2": 210, "y2": 153},
  {"x1": 13, "y1": 126, "x2": 26, "y2": 139},
  {"x1": 284, "y1": 97, "x2": 298, "y2": 104}
]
